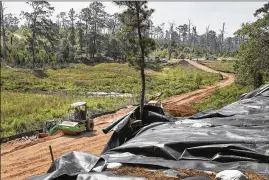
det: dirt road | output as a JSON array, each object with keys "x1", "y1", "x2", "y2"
[
  {"x1": 1, "y1": 60, "x2": 235, "y2": 180},
  {"x1": 162, "y1": 59, "x2": 234, "y2": 116}
]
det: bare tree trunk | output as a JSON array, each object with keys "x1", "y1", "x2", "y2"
[
  {"x1": 1, "y1": 2, "x2": 6, "y2": 61},
  {"x1": 79, "y1": 16, "x2": 83, "y2": 61},
  {"x1": 135, "y1": 2, "x2": 145, "y2": 121},
  {"x1": 206, "y1": 25, "x2": 210, "y2": 51},
  {"x1": 188, "y1": 19, "x2": 191, "y2": 46},
  {"x1": 85, "y1": 21, "x2": 89, "y2": 58},
  {"x1": 32, "y1": 31, "x2": 35, "y2": 68},
  {"x1": 139, "y1": 67, "x2": 145, "y2": 119},
  {"x1": 177, "y1": 30, "x2": 181, "y2": 46},
  {"x1": 2, "y1": 13, "x2": 5, "y2": 60},
  {"x1": 220, "y1": 22, "x2": 225, "y2": 53},
  {"x1": 2, "y1": 16, "x2": 5, "y2": 60},
  {"x1": 93, "y1": 21, "x2": 96, "y2": 58},
  {"x1": 0, "y1": 2, "x2": 2, "y2": 59}
]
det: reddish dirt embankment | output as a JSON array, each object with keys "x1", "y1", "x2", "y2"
[{"x1": 1, "y1": 60, "x2": 235, "y2": 180}]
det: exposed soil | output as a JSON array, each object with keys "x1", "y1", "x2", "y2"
[
  {"x1": 1, "y1": 60, "x2": 236, "y2": 180},
  {"x1": 109, "y1": 166, "x2": 269, "y2": 180}
]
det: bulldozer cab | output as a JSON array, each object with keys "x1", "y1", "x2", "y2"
[
  {"x1": 147, "y1": 100, "x2": 162, "y2": 108},
  {"x1": 68, "y1": 102, "x2": 87, "y2": 121}
]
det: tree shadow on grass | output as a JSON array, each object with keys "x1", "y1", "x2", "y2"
[
  {"x1": 82, "y1": 57, "x2": 116, "y2": 66},
  {"x1": 32, "y1": 70, "x2": 48, "y2": 79},
  {"x1": 145, "y1": 62, "x2": 162, "y2": 72}
]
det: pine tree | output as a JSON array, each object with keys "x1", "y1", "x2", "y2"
[{"x1": 115, "y1": 1, "x2": 156, "y2": 120}]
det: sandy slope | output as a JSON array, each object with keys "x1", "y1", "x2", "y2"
[{"x1": 1, "y1": 60, "x2": 235, "y2": 180}]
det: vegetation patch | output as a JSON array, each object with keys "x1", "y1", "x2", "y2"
[
  {"x1": 1, "y1": 63, "x2": 221, "y2": 137},
  {"x1": 0, "y1": 91, "x2": 134, "y2": 137},
  {"x1": 198, "y1": 60, "x2": 236, "y2": 73},
  {"x1": 1, "y1": 63, "x2": 221, "y2": 96},
  {"x1": 192, "y1": 84, "x2": 251, "y2": 111}
]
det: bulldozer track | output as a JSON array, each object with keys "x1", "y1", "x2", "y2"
[{"x1": 1, "y1": 60, "x2": 235, "y2": 180}]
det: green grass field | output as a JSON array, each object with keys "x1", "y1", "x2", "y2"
[
  {"x1": 192, "y1": 84, "x2": 252, "y2": 111},
  {"x1": 199, "y1": 60, "x2": 236, "y2": 73},
  {"x1": 1, "y1": 91, "x2": 134, "y2": 137},
  {"x1": 1, "y1": 62, "x2": 222, "y2": 137},
  {"x1": 1, "y1": 62, "x2": 221, "y2": 96}
]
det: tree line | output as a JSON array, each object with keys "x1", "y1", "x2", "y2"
[
  {"x1": 0, "y1": 1, "x2": 246, "y2": 68},
  {"x1": 152, "y1": 21, "x2": 245, "y2": 59},
  {"x1": 234, "y1": 2, "x2": 269, "y2": 88}
]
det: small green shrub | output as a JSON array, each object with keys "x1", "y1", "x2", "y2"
[
  {"x1": 171, "y1": 51, "x2": 179, "y2": 58},
  {"x1": 200, "y1": 60, "x2": 236, "y2": 73},
  {"x1": 192, "y1": 84, "x2": 252, "y2": 111},
  {"x1": 178, "y1": 53, "x2": 186, "y2": 59},
  {"x1": 160, "y1": 49, "x2": 168, "y2": 58},
  {"x1": 194, "y1": 73, "x2": 203, "y2": 88}
]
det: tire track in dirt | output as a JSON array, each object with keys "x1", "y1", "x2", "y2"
[{"x1": 1, "y1": 60, "x2": 235, "y2": 180}]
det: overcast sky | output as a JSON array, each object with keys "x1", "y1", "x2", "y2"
[{"x1": 3, "y1": 1, "x2": 266, "y2": 37}]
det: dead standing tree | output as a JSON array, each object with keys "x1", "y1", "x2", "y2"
[{"x1": 220, "y1": 22, "x2": 226, "y2": 53}]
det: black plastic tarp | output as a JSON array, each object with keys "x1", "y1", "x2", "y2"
[
  {"x1": 27, "y1": 151, "x2": 145, "y2": 180},
  {"x1": 101, "y1": 85, "x2": 269, "y2": 175},
  {"x1": 102, "y1": 105, "x2": 171, "y2": 153}
]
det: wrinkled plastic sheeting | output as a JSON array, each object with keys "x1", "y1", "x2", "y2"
[
  {"x1": 102, "y1": 105, "x2": 171, "y2": 153},
  {"x1": 29, "y1": 172, "x2": 145, "y2": 180},
  {"x1": 102, "y1": 85, "x2": 269, "y2": 175},
  {"x1": 75, "y1": 173, "x2": 145, "y2": 180},
  {"x1": 102, "y1": 123, "x2": 269, "y2": 174},
  {"x1": 240, "y1": 84, "x2": 269, "y2": 100},
  {"x1": 27, "y1": 151, "x2": 145, "y2": 180},
  {"x1": 27, "y1": 151, "x2": 105, "y2": 180}
]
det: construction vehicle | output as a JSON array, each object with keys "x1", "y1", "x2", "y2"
[
  {"x1": 44, "y1": 102, "x2": 94, "y2": 135},
  {"x1": 147, "y1": 100, "x2": 163, "y2": 108}
]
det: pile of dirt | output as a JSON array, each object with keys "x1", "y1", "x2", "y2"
[
  {"x1": 109, "y1": 166, "x2": 269, "y2": 180},
  {"x1": 163, "y1": 104, "x2": 198, "y2": 117}
]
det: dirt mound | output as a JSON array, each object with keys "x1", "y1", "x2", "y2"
[
  {"x1": 163, "y1": 104, "x2": 198, "y2": 117},
  {"x1": 109, "y1": 166, "x2": 269, "y2": 180}
]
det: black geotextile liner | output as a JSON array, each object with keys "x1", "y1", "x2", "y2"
[
  {"x1": 102, "y1": 105, "x2": 171, "y2": 153},
  {"x1": 101, "y1": 85, "x2": 269, "y2": 175}
]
